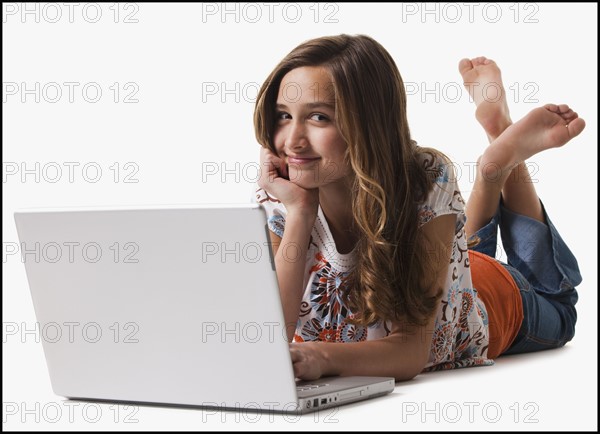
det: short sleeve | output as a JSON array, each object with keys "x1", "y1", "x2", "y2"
[
  {"x1": 417, "y1": 153, "x2": 466, "y2": 230},
  {"x1": 253, "y1": 185, "x2": 287, "y2": 238}
]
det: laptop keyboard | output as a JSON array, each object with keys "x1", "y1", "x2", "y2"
[{"x1": 296, "y1": 384, "x2": 329, "y2": 392}]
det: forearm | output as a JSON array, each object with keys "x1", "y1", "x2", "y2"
[
  {"x1": 274, "y1": 212, "x2": 315, "y2": 342},
  {"x1": 318, "y1": 334, "x2": 431, "y2": 382}
]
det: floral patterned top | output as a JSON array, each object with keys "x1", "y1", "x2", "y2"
[{"x1": 253, "y1": 151, "x2": 493, "y2": 371}]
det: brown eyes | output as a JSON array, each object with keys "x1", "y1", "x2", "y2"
[{"x1": 275, "y1": 112, "x2": 329, "y2": 122}]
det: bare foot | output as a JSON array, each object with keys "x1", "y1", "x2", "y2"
[
  {"x1": 459, "y1": 56, "x2": 512, "y2": 140},
  {"x1": 479, "y1": 104, "x2": 585, "y2": 180}
]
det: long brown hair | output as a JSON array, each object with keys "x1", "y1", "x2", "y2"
[{"x1": 254, "y1": 34, "x2": 445, "y2": 327}]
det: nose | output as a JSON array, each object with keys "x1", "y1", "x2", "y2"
[{"x1": 283, "y1": 120, "x2": 309, "y2": 154}]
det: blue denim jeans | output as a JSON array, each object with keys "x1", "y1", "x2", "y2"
[{"x1": 470, "y1": 199, "x2": 582, "y2": 355}]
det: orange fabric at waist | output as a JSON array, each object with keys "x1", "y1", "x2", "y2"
[{"x1": 469, "y1": 250, "x2": 524, "y2": 359}]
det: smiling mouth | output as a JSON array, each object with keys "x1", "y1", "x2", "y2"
[{"x1": 288, "y1": 157, "x2": 321, "y2": 165}]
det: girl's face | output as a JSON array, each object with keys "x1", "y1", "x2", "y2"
[{"x1": 273, "y1": 66, "x2": 352, "y2": 189}]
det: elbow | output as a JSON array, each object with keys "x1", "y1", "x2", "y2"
[
  {"x1": 393, "y1": 353, "x2": 428, "y2": 382},
  {"x1": 394, "y1": 366, "x2": 424, "y2": 382},
  {"x1": 382, "y1": 328, "x2": 432, "y2": 381}
]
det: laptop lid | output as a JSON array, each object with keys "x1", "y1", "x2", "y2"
[{"x1": 14, "y1": 204, "x2": 394, "y2": 413}]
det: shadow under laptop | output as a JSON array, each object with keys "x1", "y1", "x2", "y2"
[{"x1": 64, "y1": 389, "x2": 404, "y2": 419}]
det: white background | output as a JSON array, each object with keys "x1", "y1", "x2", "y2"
[{"x1": 3, "y1": 2, "x2": 597, "y2": 430}]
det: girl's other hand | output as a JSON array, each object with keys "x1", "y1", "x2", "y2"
[
  {"x1": 289, "y1": 342, "x2": 326, "y2": 381},
  {"x1": 257, "y1": 147, "x2": 319, "y2": 217}
]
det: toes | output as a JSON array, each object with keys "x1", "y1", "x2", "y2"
[
  {"x1": 545, "y1": 104, "x2": 581, "y2": 125},
  {"x1": 458, "y1": 58, "x2": 473, "y2": 75},
  {"x1": 459, "y1": 56, "x2": 497, "y2": 76},
  {"x1": 564, "y1": 111, "x2": 578, "y2": 123},
  {"x1": 567, "y1": 117, "x2": 586, "y2": 138},
  {"x1": 472, "y1": 56, "x2": 493, "y2": 66},
  {"x1": 546, "y1": 103, "x2": 573, "y2": 115}
]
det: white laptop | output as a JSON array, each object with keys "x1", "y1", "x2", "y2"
[{"x1": 14, "y1": 203, "x2": 395, "y2": 414}]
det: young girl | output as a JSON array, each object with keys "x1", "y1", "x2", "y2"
[{"x1": 252, "y1": 34, "x2": 585, "y2": 381}]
